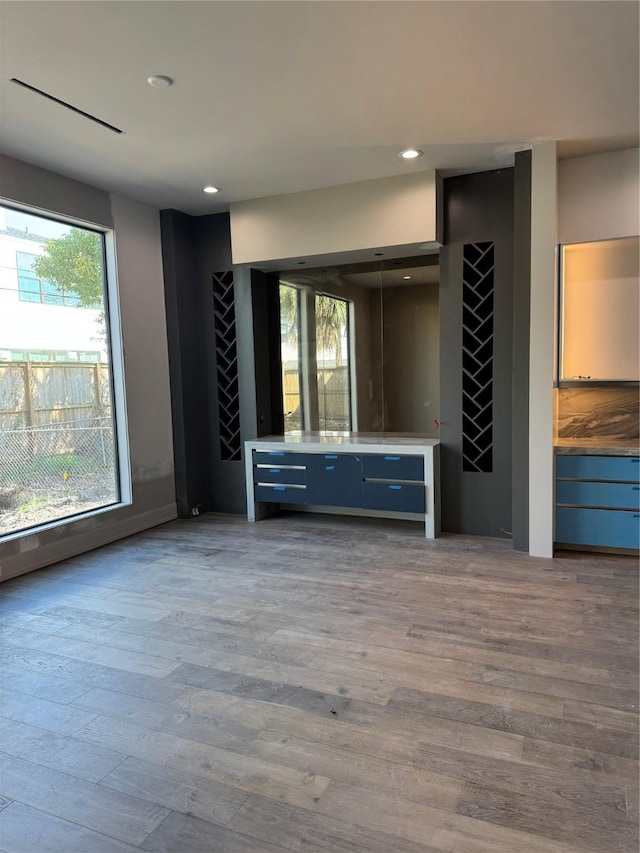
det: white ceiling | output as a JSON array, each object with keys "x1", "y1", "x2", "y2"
[{"x1": 1, "y1": 1, "x2": 638, "y2": 216}]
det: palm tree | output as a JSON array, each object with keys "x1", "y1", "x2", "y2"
[
  {"x1": 279, "y1": 284, "x2": 347, "y2": 365},
  {"x1": 315, "y1": 293, "x2": 347, "y2": 366}
]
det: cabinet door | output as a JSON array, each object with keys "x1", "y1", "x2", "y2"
[
  {"x1": 556, "y1": 481, "x2": 640, "y2": 510},
  {"x1": 362, "y1": 482, "x2": 425, "y2": 513},
  {"x1": 556, "y1": 456, "x2": 640, "y2": 483},
  {"x1": 556, "y1": 507, "x2": 639, "y2": 550},
  {"x1": 306, "y1": 453, "x2": 362, "y2": 507},
  {"x1": 254, "y1": 484, "x2": 307, "y2": 504},
  {"x1": 362, "y1": 454, "x2": 424, "y2": 482}
]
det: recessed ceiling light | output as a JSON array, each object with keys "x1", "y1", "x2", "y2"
[
  {"x1": 403, "y1": 275, "x2": 412, "y2": 280},
  {"x1": 202, "y1": 185, "x2": 220, "y2": 194},
  {"x1": 147, "y1": 75, "x2": 174, "y2": 88},
  {"x1": 399, "y1": 148, "x2": 423, "y2": 160}
]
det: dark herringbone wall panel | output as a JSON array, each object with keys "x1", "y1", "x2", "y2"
[
  {"x1": 212, "y1": 271, "x2": 241, "y2": 461},
  {"x1": 462, "y1": 242, "x2": 494, "y2": 472}
]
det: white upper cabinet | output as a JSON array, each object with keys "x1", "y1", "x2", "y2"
[{"x1": 560, "y1": 236, "x2": 639, "y2": 381}]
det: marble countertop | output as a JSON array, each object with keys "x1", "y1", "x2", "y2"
[
  {"x1": 247, "y1": 431, "x2": 440, "y2": 451},
  {"x1": 555, "y1": 438, "x2": 639, "y2": 456}
]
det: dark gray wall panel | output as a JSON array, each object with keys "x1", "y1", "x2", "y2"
[
  {"x1": 512, "y1": 151, "x2": 532, "y2": 551},
  {"x1": 440, "y1": 169, "x2": 514, "y2": 537},
  {"x1": 160, "y1": 209, "x2": 212, "y2": 517}
]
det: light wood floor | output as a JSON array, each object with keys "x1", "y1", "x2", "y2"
[{"x1": 0, "y1": 512, "x2": 638, "y2": 853}]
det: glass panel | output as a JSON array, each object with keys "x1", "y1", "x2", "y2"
[
  {"x1": 315, "y1": 292, "x2": 351, "y2": 431},
  {"x1": 17, "y1": 275, "x2": 41, "y2": 303},
  {"x1": 279, "y1": 283, "x2": 304, "y2": 431},
  {"x1": 0, "y1": 205, "x2": 120, "y2": 537}
]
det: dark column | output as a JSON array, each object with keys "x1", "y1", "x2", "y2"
[
  {"x1": 439, "y1": 169, "x2": 514, "y2": 537},
  {"x1": 160, "y1": 209, "x2": 212, "y2": 518},
  {"x1": 512, "y1": 151, "x2": 532, "y2": 551}
]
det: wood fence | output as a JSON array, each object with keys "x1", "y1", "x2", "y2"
[{"x1": 0, "y1": 362, "x2": 111, "y2": 430}]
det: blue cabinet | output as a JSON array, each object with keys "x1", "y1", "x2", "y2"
[
  {"x1": 556, "y1": 508, "x2": 639, "y2": 551},
  {"x1": 556, "y1": 455, "x2": 639, "y2": 483},
  {"x1": 362, "y1": 454, "x2": 424, "y2": 482},
  {"x1": 555, "y1": 454, "x2": 639, "y2": 552},
  {"x1": 362, "y1": 482, "x2": 425, "y2": 513},
  {"x1": 306, "y1": 454, "x2": 362, "y2": 507}
]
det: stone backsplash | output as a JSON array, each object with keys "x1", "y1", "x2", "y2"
[{"x1": 556, "y1": 386, "x2": 639, "y2": 441}]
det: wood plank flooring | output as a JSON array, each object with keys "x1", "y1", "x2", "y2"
[{"x1": 0, "y1": 512, "x2": 638, "y2": 853}]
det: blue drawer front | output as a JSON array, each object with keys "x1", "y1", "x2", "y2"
[
  {"x1": 253, "y1": 465, "x2": 306, "y2": 485},
  {"x1": 556, "y1": 481, "x2": 640, "y2": 510},
  {"x1": 362, "y1": 454, "x2": 424, "y2": 482},
  {"x1": 556, "y1": 455, "x2": 640, "y2": 483},
  {"x1": 306, "y1": 455, "x2": 362, "y2": 507},
  {"x1": 254, "y1": 484, "x2": 307, "y2": 504},
  {"x1": 362, "y1": 482, "x2": 425, "y2": 513},
  {"x1": 556, "y1": 507, "x2": 640, "y2": 550},
  {"x1": 253, "y1": 450, "x2": 308, "y2": 467}
]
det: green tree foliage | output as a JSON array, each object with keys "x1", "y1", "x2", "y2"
[{"x1": 32, "y1": 228, "x2": 103, "y2": 307}]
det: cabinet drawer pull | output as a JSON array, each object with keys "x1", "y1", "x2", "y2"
[
  {"x1": 632, "y1": 459, "x2": 640, "y2": 463},
  {"x1": 633, "y1": 487, "x2": 639, "y2": 491},
  {"x1": 268, "y1": 451, "x2": 285, "y2": 456},
  {"x1": 325, "y1": 465, "x2": 335, "y2": 471},
  {"x1": 269, "y1": 468, "x2": 281, "y2": 473},
  {"x1": 384, "y1": 456, "x2": 401, "y2": 461},
  {"x1": 389, "y1": 485, "x2": 402, "y2": 490},
  {"x1": 635, "y1": 514, "x2": 640, "y2": 518},
  {"x1": 324, "y1": 454, "x2": 338, "y2": 459}
]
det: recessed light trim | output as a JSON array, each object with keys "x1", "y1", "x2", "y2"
[
  {"x1": 399, "y1": 148, "x2": 423, "y2": 160},
  {"x1": 148, "y1": 75, "x2": 174, "y2": 88},
  {"x1": 202, "y1": 185, "x2": 220, "y2": 194}
]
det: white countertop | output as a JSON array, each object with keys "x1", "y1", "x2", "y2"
[{"x1": 247, "y1": 431, "x2": 440, "y2": 452}]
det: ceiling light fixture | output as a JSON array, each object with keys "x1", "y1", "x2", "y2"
[
  {"x1": 403, "y1": 275, "x2": 412, "y2": 280},
  {"x1": 202, "y1": 185, "x2": 220, "y2": 194},
  {"x1": 399, "y1": 148, "x2": 423, "y2": 160},
  {"x1": 147, "y1": 75, "x2": 174, "y2": 88}
]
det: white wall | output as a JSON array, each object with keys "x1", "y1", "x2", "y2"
[
  {"x1": 0, "y1": 232, "x2": 105, "y2": 359},
  {"x1": 230, "y1": 172, "x2": 437, "y2": 265},
  {"x1": 0, "y1": 155, "x2": 176, "y2": 581},
  {"x1": 558, "y1": 148, "x2": 640, "y2": 244},
  {"x1": 529, "y1": 142, "x2": 557, "y2": 559}
]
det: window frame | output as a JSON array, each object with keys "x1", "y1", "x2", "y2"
[{"x1": 0, "y1": 201, "x2": 132, "y2": 543}]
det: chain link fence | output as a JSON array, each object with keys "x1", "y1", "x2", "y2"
[{"x1": 0, "y1": 361, "x2": 118, "y2": 535}]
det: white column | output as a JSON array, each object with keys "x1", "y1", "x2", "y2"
[{"x1": 529, "y1": 143, "x2": 557, "y2": 558}]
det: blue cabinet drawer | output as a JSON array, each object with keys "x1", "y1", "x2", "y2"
[
  {"x1": 362, "y1": 454, "x2": 424, "y2": 482},
  {"x1": 253, "y1": 465, "x2": 306, "y2": 485},
  {"x1": 556, "y1": 455, "x2": 640, "y2": 483},
  {"x1": 362, "y1": 482, "x2": 425, "y2": 513},
  {"x1": 556, "y1": 507, "x2": 640, "y2": 550},
  {"x1": 254, "y1": 484, "x2": 307, "y2": 504},
  {"x1": 306, "y1": 454, "x2": 362, "y2": 507},
  {"x1": 253, "y1": 450, "x2": 308, "y2": 467},
  {"x1": 556, "y1": 481, "x2": 640, "y2": 510}
]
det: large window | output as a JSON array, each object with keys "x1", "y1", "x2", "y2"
[
  {"x1": 0, "y1": 205, "x2": 122, "y2": 537},
  {"x1": 279, "y1": 282, "x2": 352, "y2": 432}
]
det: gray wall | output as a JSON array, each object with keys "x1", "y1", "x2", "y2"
[
  {"x1": 0, "y1": 155, "x2": 176, "y2": 581},
  {"x1": 439, "y1": 169, "x2": 514, "y2": 537},
  {"x1": 160, "y1": 212, "x2": 282, "y2": 516}
]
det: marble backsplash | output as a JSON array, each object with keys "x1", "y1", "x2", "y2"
[{"x1": 556, "y1": 386, "x2": 639, "y2": 441}]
